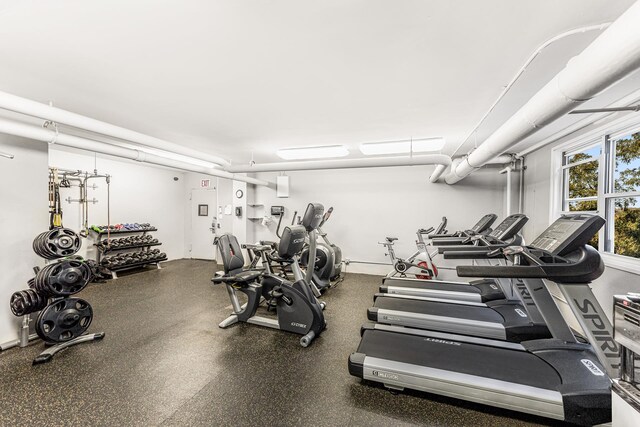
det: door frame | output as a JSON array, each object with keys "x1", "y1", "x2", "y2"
[{"x1": 190, "y1": 188, "x2": 218, "y2": 261}]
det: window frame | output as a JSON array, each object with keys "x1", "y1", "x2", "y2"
[
  {"x1": 551, "y1": 118, "x2": 640, "y2": 274},
  {"x1": 559, "y1": 139, "x2": 601, "y2": 214}
]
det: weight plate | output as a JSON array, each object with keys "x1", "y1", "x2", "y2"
[
  {"x1": 35, "y1": 260, "x2": 91, "y2": 296},
  {"x1": 46, "y1": 260, "x2": 92, "y2": 295},
  {"x1": 10, "y1": 289, "x2": 48, "y2": 316},
  {"x1": 32, "y1": 228, "x2": 82, "y2": 259},
  {"x1": 35, "y1": 298, "x2": 93, "y2": 343}
]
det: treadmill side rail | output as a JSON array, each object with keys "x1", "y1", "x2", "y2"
[
  {"x1": 355, "y1": 355, "x2": 565, "y2": 421},
  {"x1": 368, "y1": 307, "x2": 508, "y2": 341}
]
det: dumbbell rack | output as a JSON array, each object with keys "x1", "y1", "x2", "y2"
[{"x1": 92, "y1": 227, "x2": 166, "y2": 279}]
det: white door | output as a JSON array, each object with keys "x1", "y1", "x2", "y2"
[{"x1": 190, "y1": 188, "x2": 218, "y2": 260}]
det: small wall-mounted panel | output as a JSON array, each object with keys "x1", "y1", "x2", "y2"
[{"x1": 277, "y1": 175, "x2": 289, "y2": 198}]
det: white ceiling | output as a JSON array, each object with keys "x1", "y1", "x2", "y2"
[{"x1": 0, "y1": 0, "x2": 637, "y2": 164}]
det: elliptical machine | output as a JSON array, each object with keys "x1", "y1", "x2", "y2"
[
  {"x1": 299, "y1": 207, "x2": 343, "y2": 291},
  {"x1": 273, "y1": 205, "x2": 343, "y2": 293},
  {"x1": 212, "y1": 203, "x2": 326, "y2": 347},
  {"x1": 316, "y1": 207, "x2": 343, "y2": 282}
]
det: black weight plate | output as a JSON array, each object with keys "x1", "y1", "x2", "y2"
[
  {"x1": 35, "y1": 298, "x2": 93, "y2": 343},
  {"x1": 44, "y1": 228, "x2": 82, "y2": 259},
  {"x1": 34, "y1": 264, "x2": 54, "y2": 295},
  {"x1": 10, "y1": 292, "x2": 27, "y2": 316},
  {"x1": 46, "y1": 260, "x2": 92, "y2": 295}
]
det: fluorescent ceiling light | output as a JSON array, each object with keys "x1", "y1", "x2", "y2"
[
  {"x1": 277, "y1": 145, "x2": 349, "y2": 160},
  {"x1": 359, "y1": 138, "x2": 446, "y2": 155}
]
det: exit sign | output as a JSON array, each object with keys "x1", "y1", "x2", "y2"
[{"x1": 201, "y1": 179, "x2": 210, "y2": 188}]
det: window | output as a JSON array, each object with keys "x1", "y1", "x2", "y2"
[
  {"x1": 561, "y1": 143, "x2": 600, "y2": 213},
  {"x1": 556, "y1": 127, "x2": 640, "y2": 265},
  {"x1": 604, "y1": 131, "x2": 640, "y2": 259}
]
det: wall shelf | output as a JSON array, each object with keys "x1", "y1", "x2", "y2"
[{"x1": 247, "y1": 204, "x2": 265, "y2": 220}]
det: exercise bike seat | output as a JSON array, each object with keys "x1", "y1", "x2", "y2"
[
  {"x1": 212, "y1": 233, "x2": 263, "y2": 286},
  {"x1": 386, "y1": 237, "x2": 398, "y2": 242}
]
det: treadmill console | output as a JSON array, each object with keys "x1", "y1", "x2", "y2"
[
  {"x1": 530, "y1": 214, "x2": 605, "y2": 256},
  {"x1": 470, "y1": 214, "x2": 498, "y2": 233},
  {"x1": 487, "y1": 214, "x2": 528, "y2": 241}
]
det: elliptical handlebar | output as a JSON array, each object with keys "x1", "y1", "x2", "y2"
[
  {"x1": 275, "y1": 212, "x2": 285, "y2": 238},
  {"x1": 319, "y1": 207, "x2": 334, "y2": 228}
]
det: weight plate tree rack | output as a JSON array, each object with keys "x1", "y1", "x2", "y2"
[
  {"x1": 2, "y1": 228, "x2": 104, "y2": 364},
  {"x1": 91, "y1": 224, "x2": 166, "y2": 279}
]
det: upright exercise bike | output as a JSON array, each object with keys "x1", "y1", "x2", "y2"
[
  {"x1": 379, "y1": 217, "x2": 447, "y2": 280},
  {"x1": 212, "y1": 203, "x2": 327, "y2": 347}
]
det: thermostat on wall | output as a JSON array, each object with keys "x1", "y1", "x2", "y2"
[{"x1": 271, "y1": 206, "x2": 284, "y2": 216}]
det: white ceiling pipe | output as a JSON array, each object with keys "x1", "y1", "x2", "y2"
[
  {"x1": 450, "y1": 23, "x2": 611, "y2": 158},
  {"x1": 486, "y1": 154, "x2": 514, "y2": 164},
  {"x1": 0, "y1": 118, "x2": 268, "y2": 186},
  {"x1": 429, "y1": 154, "x2": 512, "y2": 182},
  {"x1": 0, "y1": 90, "x2": 230, "y2": 167},
  {"x1": 225, "y1": 154, "x2": 451, "y2": 173},
  {"x1": 429, "y1": 164, "x2": 448, "y2": 182},
  {"x1": 446, "y1": 0, "x2": 640, "y2": 184},
  {"x1": 430, "y1": 156, "x2": 463, "y2": 182}
]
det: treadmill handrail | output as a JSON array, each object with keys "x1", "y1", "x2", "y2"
[
  {"x1": 437, "y1": 244, "x2": 511, "y2": 254},
  {"x1": 456, "y1": 246, "x2": 604, "y2": 283},
  {"x1": 444, "y1": 250, "x2": 495, "y2": 260}
]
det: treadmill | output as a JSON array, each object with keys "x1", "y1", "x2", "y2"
[
  {"x1": 370, "y1": 216, "x2": 548, "y2": 342},
  {"x1": 380, "y1": 213, "x2": 529, "y2": 302},
  {"x1": 349, "y1": 214, "x2": 617, "y2": 425},
  {"x1": 427, "y1": 213, "x2": 497, "y2": 240}
]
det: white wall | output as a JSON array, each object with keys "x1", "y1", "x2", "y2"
[
  {"x1": 523, "y1": 135, "x2": 639, "y2": 321},
  {"x1": 217, "y1": 178, "x2": 233, "y2": 236},
  {"x1": 248, "y1": 165, "x2": 507, "y2": 275},
  {"x1": 49, "y1": 147, "x2": 186, "y2": 261},
  {"x1": 0, "y1": 136, "x2": 48, "y2": 344},
  {"x1": 232, "y1": 180, "x2": 248, "y2": 243}
]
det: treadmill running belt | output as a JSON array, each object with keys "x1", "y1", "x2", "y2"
[
  {"x1": 374, "y1": 297, "x2": 505, "y2": 323},
  {"x1": 357, "y1": 330, "x2": 561, "y2": 390}
]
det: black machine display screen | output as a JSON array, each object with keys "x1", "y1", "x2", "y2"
[
  {"x1": 530, "y1": 218, "x2": 584, "y2": 254},
  {"x1": 472, "y1": 215, "x2": 494, "y2": 232},
  {"x1": 488, "y1": 215, "x2": 523, "y2": 239}
]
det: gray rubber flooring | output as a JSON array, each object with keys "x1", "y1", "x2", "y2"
[{"x1": 0, "y1": 259, "x2": 562, "y2": 426}]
